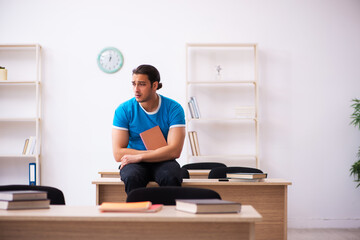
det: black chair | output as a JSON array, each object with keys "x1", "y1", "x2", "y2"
[
  {"x1": 126, "y1": 186, "x2": 221, "y2": 205},
  {"x1": 0, "y1": 185, "x2": 66, "y2": 205},
  {"x1": 182, "y1": 162, "x2": 226, "y2": 170},
  {"x1": 180, "y1": 168, "x2": 190, "y2": 179},
  {"x1": 208, "y1": 166, "x2": 263, "y2": 179}
]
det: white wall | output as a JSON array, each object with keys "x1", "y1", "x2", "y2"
[{"x1": 1, "y1": 0, "x2": 360, "y2": 228}]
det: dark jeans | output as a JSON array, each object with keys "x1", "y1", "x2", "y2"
[{"x1": 120, "y1": 160, "x2": 182, "y2": 194}]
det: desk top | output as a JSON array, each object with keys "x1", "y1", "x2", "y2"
[
  {"x1": 0, "y1": 205, "x2": 262, "y2": 223},
  {"x1": 92, "y1": 178, "x2": 292, "y2": 186}
]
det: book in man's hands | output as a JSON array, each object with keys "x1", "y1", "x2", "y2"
[
  {"x1": 175, "y1": 199, "x2": 241, "y2": 214},
  {"x1": 99, "y1": 201, "x2": 163, "y2": 212},
  {"x1": 0, "y1": 199, "x2": 50, "y2": 210},
  {"x1": 140, "y1": 126, "x2": 167, "y2": 150},
  {"x1": 0, "y1": 190, "x2": 47, "y2": 201},
  {"x1": 226, "y1": 173, "x2": 268, "y2": 179}
]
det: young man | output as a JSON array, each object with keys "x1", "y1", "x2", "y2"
[{"x1": 112, "y1": 64, "x2": 186, "y2": 194}]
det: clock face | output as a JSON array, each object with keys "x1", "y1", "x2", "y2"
[{"x1": 97, "y1": 47, "x2": 124, "y2": 73}]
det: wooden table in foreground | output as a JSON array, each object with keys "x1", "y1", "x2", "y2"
[
  {"x1": 92, "y1": 178, "x2": 291, "y2": 240},
  {"x1": 0, "y1": 205, "x2": 261, "y2": 240}
]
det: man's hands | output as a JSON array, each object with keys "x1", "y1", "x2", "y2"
[{"x1": 119, "y1": 154, "x2": 142, "y2": 169}]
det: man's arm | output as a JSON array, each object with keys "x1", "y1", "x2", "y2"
[
  {"x1": 112, "y1": 128, "x2": 146, "y2": 162},
  {"x1": 119, "y1": 126, "x2": 185, "y2": 169}
]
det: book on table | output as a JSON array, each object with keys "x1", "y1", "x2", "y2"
[
  {"x1": 0, "y1": 199, "x2": 50, "y2": 210},
  {"x1": 175, "y1": 199, "x2": 241, "y2": 214},
  {"x1": 140, "y1": 126, "x2": 167, "y2": 150},
  {"x1": 99, "y1": 201, "x2": 163, "y2": 212},
  {"x1": 0, "y1": 190, "x2": 47, "y2": 201},
  {"x1": 226, "y1": 173, "x2": 268, "y2": 179}
]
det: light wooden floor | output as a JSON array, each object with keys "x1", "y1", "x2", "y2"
[{"x1": 288, "y1": 228, "x2": 360, "y2": 240}]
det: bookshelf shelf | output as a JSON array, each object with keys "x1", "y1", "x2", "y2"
[
  {"x1": 0, "y1": 44, "x2": 42, "y2": 185},
  {"x1": 186, "y1": 43, "x2": 259, "y2": 168},
  {"x1": 0, "y1": 155, "x2": 37, "y2": 159}
]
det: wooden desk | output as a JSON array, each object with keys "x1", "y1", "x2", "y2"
[
  {"x1": 92, "y1": 178, "x2": 291, "y2": 240},
  {"x1": 0, "y1": 205, "x2": 261, "y2": 240},
  {"x1": 99, "y1": 169, "x2": 210, "y2": 179}
]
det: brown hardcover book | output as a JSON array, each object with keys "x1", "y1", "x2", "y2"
[
  {"x1": 140, "y1": 126, "x2": 167, "y2": 150},
  {"x1": 0, "y1": 190, "x2": 47, "y2": 201},
  {"x1": 0, "y1": 199, "x2": 50, "y2": 210},
  {"x1": 226, "y1": 173, "x2": 268, "y2": 179},
  {"x1": 176, "y1": 199, "x2": 241, "y2": 214}
]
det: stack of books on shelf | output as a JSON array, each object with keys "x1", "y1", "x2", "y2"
[
  {"x1": 188, "y1": 96, "x2": 201, "y2": 119},
  {"x1": 175, "y1": 199, "x2": 241, "y2": 214},
  {"x1": 22, "y1": 136, "x2": 36, "y2": 155},
  {"x1": 0, "y1": 190, "x2": 50, "y2": 210},
  {"x1": 99, "y1": 201, "x2": 163, "y2": 213},
  {"x1": 188, "y1": 131, "x2": 200, "y2": 156},
  {"x1": 226, "y1": 172, "x2": 268, "y2": 182}
]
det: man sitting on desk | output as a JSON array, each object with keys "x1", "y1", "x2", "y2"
[{"x1": 112, "y1": 64, "x2": 186, "y2": 194}]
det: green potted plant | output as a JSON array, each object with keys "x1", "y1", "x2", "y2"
[{"x1": 350, "y1": 98, "x2": 360, "y2": 187}]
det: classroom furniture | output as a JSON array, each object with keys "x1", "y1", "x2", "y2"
[
  {"x1": 186, "y1": 43, "x2": 259, "y2": 168},
  {"x1": 98, "y1": 169, "x2": 210, "y2": 179},
  {"x1": 0, "y1": 184, "x2": 65, "y2": 205},
  {"x1": 126, "y1": 186, "x2": 221, "y2": 205},
  {"x1": 182, "y1": 162, "x2": 226, "y2": 170},
  {"x1": 180, "y1": 168, "x2": 190, "y2": 179},
  {"x1": 0, "y1": 44, "x2": 42, "y2": 185},
  {"x1": 92, "y1": 178, "x2": 291, "y2": 240},
  {"x1": 208, "y1": 166, "x2": 263, "y2": 178},
  {"x1": 0, "y1": 205, "x2": 262, "y2": 240}
]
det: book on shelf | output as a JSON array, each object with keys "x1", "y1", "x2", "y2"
[
  {"x1": 99, "y1": 201, "x2": 163, "y2": 212},
  {"x1": 0, "y1": 199, "x2": 50, "y2": 210},
  {"x1": 188, "y1": 101, "x2": 195, "y2": 118},
  {"x1": 140, "y1": 126, "x2": 167, "y2": 150},
  {"x1": 226, "y1": 173, "x2": 267, "y2": 179},
  {"x1": 175, "y1": 199, "x2": 241, "y2": 214},
  {"x1": 24, "y1": 136, "x2": 36, "y2": 155},
  {"x1": 0, "y1": 190, "x2": 47, "y2": 201},
  {"x1": 188, "y1": 131, "x2": 200, "y2": 156},
  {"x1": 190, "y1": 96, "x2": 201, "y2": 118},
  {"x1": 29, "y1": 163, "x2": 36, "y2": 185},
  {"x1": 192, "y1": 131, "x2": 200, "y2": 155},
  {"x1": 188, "y1": 96, "x2": 200, "y2": 119},
  {"x1": 22, "y1": 138, "x2": 29, "y2": 155}
]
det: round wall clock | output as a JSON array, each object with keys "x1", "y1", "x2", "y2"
[{"x1": 97, "y1": 47, "x2": 124, "y2": 73}]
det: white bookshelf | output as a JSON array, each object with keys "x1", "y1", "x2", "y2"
[
  {"x1": 186, "y1": 43, "x2": 259, "y2": 168},
  {"x1": 0, "y1": 44, "x2": 42, "y2": 185}
]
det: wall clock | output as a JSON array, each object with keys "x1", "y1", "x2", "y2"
[{"x1": 97, "y1": 47, "x2": 124, "y2": 73}]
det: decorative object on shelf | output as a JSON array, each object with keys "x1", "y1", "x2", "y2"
[
  {"x1": 215, "y1": 65, "x2": 222, "y2": 81},
  {"x1": 0, "y1": 66, "x2": 7, "y2": 80},
  {"x1": 350, "y1": 98, "x2": 360, "y2": 188},
  {"x1": 97, "y1": 47, "x2": 124, "y2": 73}
]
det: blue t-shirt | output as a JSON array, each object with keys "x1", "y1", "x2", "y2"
[{"x1": 113, "y1": 94, "x2": 185, "y2": 150}]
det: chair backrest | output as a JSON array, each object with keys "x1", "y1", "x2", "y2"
[
  {"x1": 0, "y1": 185, "x2": 65, "y2": 205},
  {"x1": 126, "y1": 186, "x2": 221, "y2": 205},
  {"x1": 208, "y1": 166, "x2": 263, "y2": 179},
  {"x1": 182, "y1": 162, "x2": 226, "y2": 170},
  {"x1": 180, "y1": 168, "x2": 190, "y2": 179}
]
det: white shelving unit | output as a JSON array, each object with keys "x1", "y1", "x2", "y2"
[
  {"x1": 0, "y1": 44, "x2": 42, "y2": 185},
  {"x1": 186, "y1": 43, "x2": 259, "y2": 168}
]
